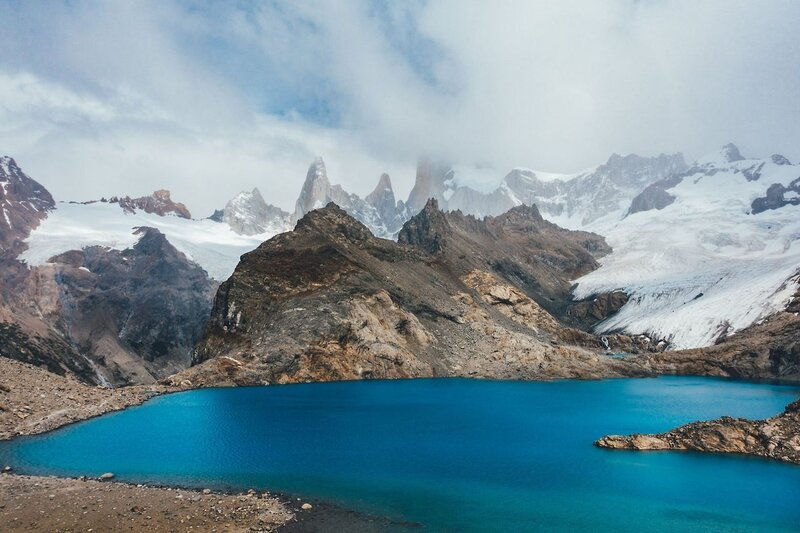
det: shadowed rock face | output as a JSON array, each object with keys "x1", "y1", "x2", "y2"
[
  {"x1": 595, "y1": 398, "x2": 800, "y2": 465},
  {"x1": 0, "y1": 156, "x2": 55, "y2": 258},
  {"x1": 183, "y1": 202, "x2": 648, "y2": 387},
  {"x1": 47, "y1": 227, "x2": 218, "y2": 385},
  {"x1": 751, "y1": 178, "x2": 800, "y2": 214},
  {"x1": 401, "y1": 200, "x2": 611, "y2": 320}
]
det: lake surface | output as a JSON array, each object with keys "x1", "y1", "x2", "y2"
[{"x1": 2, "y1": 377, "x2": 800, "y2": 532}]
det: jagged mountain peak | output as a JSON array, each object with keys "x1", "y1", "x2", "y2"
[
  {"x1": 406, "y1": 158, "x2": 452, "y2": 213},
  {"x1": 221, "y1": 186, "x2": 290, "y2": 236},
  {"x1": 368, "y1": 173, "x2": 393, "y2": 197},
  {"x1": 771, "y1": 154, "x2": 791, "y2": 165},
  {"x1": 0, "y1": 155, "x2": 56, "y2": 255},
  {"x1": 293, "y1": 157, "x2": 333, "y2": 222},
  {"x1": 293, "y1": 201, "x2": 373, "y2": 243},
  {"x1": 495, "y1": 203, "x2": 545, "y2": 226},
  {"x1": 721, "y1": 142, "x2": 744, "y2": 162},
  {"x1": 397, "y1": 198, "x2": 452, "y2": 254}
]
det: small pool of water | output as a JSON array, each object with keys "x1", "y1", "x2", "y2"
[{"x1": 1, "y1": 377, "x2": 799, "y2": 532}]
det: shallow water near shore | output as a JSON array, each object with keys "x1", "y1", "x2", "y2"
[{"x1": 2, "y1": 377, "x2": 800, "y2": 532}]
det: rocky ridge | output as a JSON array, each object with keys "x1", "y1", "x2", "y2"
[
  {"x1": 0, "y1": 156, "x2": 54, "y2": 258},
  {"x1": 404, "y1": 153, "x2": 687, "y2": 228},
  {"x1": 291, "y1": 157, "x2": 410, "y2": 238},
  {"x1": 595, "y1": 398, "x2": 800, "y2": 465},
  {"x1": 45, "y1": 227, "x2": 218, "y2": 385},
  {"x1": 181, "y1": 201, "x2": 650, "y2": 387}
]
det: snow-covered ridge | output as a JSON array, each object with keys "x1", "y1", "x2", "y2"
[
  {"x1": 221, "y1": 187, "x2": 291, "y2": 236},
  {"x1": 21, "y1": 202, "x2": 272, "y2": 280},
  {"x1": 574, "y1": 145, "x2": 800, "y2": 348}
]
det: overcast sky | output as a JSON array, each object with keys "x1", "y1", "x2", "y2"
[{"x1": 1, "y1": 0, "x2": 799, "y2": 215}]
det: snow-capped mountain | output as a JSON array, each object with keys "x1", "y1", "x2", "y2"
[
  {"x1": 574, "y1": 144, "x2": 800, "y2": 348},
  {"x1": 403, "y1": 153, "x2": 687, "y2": 232},
  {"x1": 292, "y1": 157, "x2": 409, "y2": 237},
  {"x1": 220, "y1": 187, "x2": 291, "y2": 236},
  {"x1": 21, "y1": 199, "x2": 266, "y2": 281},
  {"x1": 0, "y1": 156, "x2": 55, "y2": 254}
]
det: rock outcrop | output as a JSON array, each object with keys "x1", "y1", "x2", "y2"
[
  {"x1": 110, "y1": 189, "x2": 191, "y2": 219},
  {"x1": 400, "y1": 200, "x2": 611, "y2": 320},
  {"x1": 638, "y1": 310, "x2": 800, "y2": 381},
  {"x1": 0, "y1": 156, "x2": 55, "y2": 257},
  {"x1": 595, "y1": 397, "x2": 800, "y2": 465},
  {"x1": 183, "y1": 202, "x2": 646, "y2": 387},
  {"x1": 45, "y1": 227, "x2": 218, "y2": 385}
]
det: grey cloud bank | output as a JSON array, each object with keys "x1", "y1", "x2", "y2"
[{"x1": 0, "y1": 0, "x2": 798, "y2": 215}]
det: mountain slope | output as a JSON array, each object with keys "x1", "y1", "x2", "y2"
[
  {"x1": 182, "y1": 202, "x2": 648, "y2": 387},
  {"x1": 21, "y1": 200, "x2": 266, "y2": 281},
  {"x1": 45, "y1": 227, "x2": 217, "y2": 385},
  {"x1": 574, "y1": 145, "x2": 800, "y2": 348},
  {"x1": 0, "y1": 156, "x2": 55, "y2": 257}
]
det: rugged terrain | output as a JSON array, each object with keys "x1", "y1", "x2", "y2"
[
  {"x1": 595, "y1": 398, "x2": 800, "y2": 465},
  {"x1": 575, "y1": 144, "x2": 800, "y2": 349},
  {"x1": 0, "y1": 159, "x2": 222, "y2": 385},
  {"x1": 45, "y1": 227, "x2": 218, "y2": 385},
  {"x1": 182, "y1": 201, "x2": 650, "y2": 387},
  {"x1": 0, "y1": 474, "x2": 293, "y2": 532},
  {"x1": 634, "y1": 309, "x2": 800, "y2": 381}
]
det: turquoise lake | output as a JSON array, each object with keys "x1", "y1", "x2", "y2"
[{"x1": 2, "y1": 377, "x2": 800, "y2": 532}]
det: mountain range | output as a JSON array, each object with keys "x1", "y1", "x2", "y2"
[{"x1": 1, "y1": 144, "x2": 798, "y2": 386}]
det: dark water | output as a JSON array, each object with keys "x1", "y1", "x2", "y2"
[{"x1": 2, "y1": 377, "x2": 800, "y2": 532}]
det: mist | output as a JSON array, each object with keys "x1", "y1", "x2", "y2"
[{"x1": 0, "y1": 0, "x2": 798, "y2": 215}]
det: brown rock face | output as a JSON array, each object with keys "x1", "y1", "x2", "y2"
[
  {"x1": 401, "y1": 199, "x2": 611, "y2": 322},
  {"x1": 596, "y1": 398, "x2": 800, "y2": 465},
  {"x1": 110, "y1": 189, "x2": 192, "y2": 219},
  {"x1": 638, "y1": 310, "x2": 800, "y2": 381},
  {"x1": 44, "y1": 227, "x2": 218, "y2": 385},
  {"x1": 565, "y1": 290, "x2": 630, "y2": 330},
  {"x1": 184, "y1": 202, "x2": 645, "y2": 387}
]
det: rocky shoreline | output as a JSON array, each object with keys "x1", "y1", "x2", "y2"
[
  {"x1": 595, "y1": 398, "x2": 800, "y2": 465},
  {"x1": 0, "y1": 358, "x2": 175, "y2": 442},
  {"x1": 0, "y1": 358, "x2": 420, "y2": 532},
  {"x1": 3, "y1": 348, "x2": 800, "y2": 531}
]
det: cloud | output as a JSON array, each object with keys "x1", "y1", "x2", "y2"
[{"x1": 0, "y1": 0, "x2": 799, "y2": 214}]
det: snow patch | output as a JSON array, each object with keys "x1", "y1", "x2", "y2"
[{"x1": 22, "y1": 202, "x2": 273, "y2": 280}]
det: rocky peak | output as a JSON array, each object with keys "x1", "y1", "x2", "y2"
[
  {"x1": 366, "y1": 173, "x2": 395, "y2": 206},
  {"x1": 294, "y1": 202, "x2": 373, "y2": 243},
  {"x1": 130, "y1": 226, "x2": 174, "y2": 256},
  {"x1": 594, "y1": 152, "x2": 687, "y2": 188},
  {"x1": 293, "y1": 157, "x2": 332, "y2": 222},
  {"x1": 771, "y1": 154, "x2": 791, "y2": 166},
  {"x1": 721, "y1": 143, "x2": 744, "y2": 162},
  {"x1": 406, "y1": 158, "x2": 452, "y2": 213},
  {"x1": 0, "y1": 156, "x2": 56, "y2": 255},
  {"x1": 365, "y1": 173, "x2": 404, "y2": 232},
  {"x1": 397, "y1": 198, "x2": 452, "y2": 254},
  {"x1": 495, "y1": 204, "x2": 545, "y2": 226},
  {"x1": 111, "y1": 190, "x2": 192, "y2": 219},
  {"x1": 217, "y1": 188, "x2": 291, "y2": 236}
]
